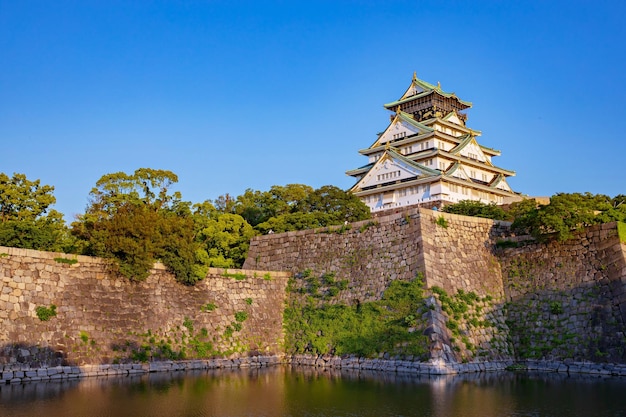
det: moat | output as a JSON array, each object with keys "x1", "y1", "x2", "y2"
[{"x1": 2, "y1": 366, "x2": 625, "y2": 417}]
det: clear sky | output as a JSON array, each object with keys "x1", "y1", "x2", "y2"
[{"x1": 2, "y1": 1, "x2": 625, "y2": 220}]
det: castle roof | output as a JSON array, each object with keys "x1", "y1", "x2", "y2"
[{"x1": 383, "y1": 73, "x2": 472, "y2": 110}]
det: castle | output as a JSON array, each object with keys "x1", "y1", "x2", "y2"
[{"x1": 346, "y1": 73, "x2": 521, "y2": 211}]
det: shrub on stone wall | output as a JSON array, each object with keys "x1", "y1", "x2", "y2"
[
  {"x1": 35, "y1": 304, "x2": 57, "y2": 321},
  {"x1": 284, "y1": 275, "x2": 429, "y2": 358}
]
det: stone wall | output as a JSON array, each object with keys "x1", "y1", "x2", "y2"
[
  {"x1": 3, "y1": 207, "x2": 626, "y2": 369},
  {"x1": 418, "y1": 210, "x2": 510, "y2": 297},
  {"x1": 245, "y1": 208, "x2": 514, "y2": 363},
  {"x1": 498, "y1": 223, "x2": 626, "y2": 363},
  {"x1": 245, "y1": 209, "x2": 424, "y2": 304},
  {"x1": 0, "y1": 246, "x2": 289, "y2": 367},
  {"x1": 244, "y1": 208, "x2": 510, "y2": 303},
  {"x1": 245, "y1": 208, "x2": 626, "y2": 365}
]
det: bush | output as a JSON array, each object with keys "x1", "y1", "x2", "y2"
[{"x1": 35, "y1": 304, "x2": 57, "y2": 321}]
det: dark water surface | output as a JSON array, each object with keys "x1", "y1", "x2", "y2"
[{"x1": 1, "y1": 366, "x2": 625, "y2": 417}]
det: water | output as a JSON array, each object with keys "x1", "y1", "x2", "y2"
[{"x1": 1, "y1": 366, "x2": 625, "y2": 417}]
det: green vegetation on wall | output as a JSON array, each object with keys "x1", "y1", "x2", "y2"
[
  {"x1": 618, "y1": 222, "x2": 626, "y2": 244},
  {"x1": 284, "y1": 275, "x2": 429, "y2": 358},
  {"x1": 35, "y1": 304, "x2": 57, "y2": 321},
  {"x1": 429, "y1": 286, "x2": 505, "y2": 359}
]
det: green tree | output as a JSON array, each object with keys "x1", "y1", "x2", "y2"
[
  {"x1": 255, "y1": 212, "x2": 330, "y2": 234},
  {"x1": 73, "y1": 168, "x2": 205, "y2": 284},
  {"x1": 511, "y1": 193, "x2": 623, "y2": 242},
  {"x1": 229, "y1": 184, "x2": 314, "y2": 226},
  {"x1": 193, "y1": 205, "x2": 256, "y2": 268},
  {"x1": 0, "y1": 172, "x2": 72, "y2": 252},
  {"x1": 442, "y1": 199, "x2": 508, "y2": 220},
  {"x1": 254, "y1": 185, "x2": 370, "y2": 233},
  {"x1": 300, "y1": 185, "x2": 371, "y2": 223}
]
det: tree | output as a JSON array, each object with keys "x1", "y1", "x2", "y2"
[
  {"x1": 252, "y1": 185, "x2": 371, "y2": 234},
  {"x1": 193, "y1": 205, "x2": 257, "y2": 268},
  {"x1": 255, "y1": 212, "x2": 330, "y2": 234},
  {"x1": 300, "y1": 185, "x2": 371, "y2": 223},
  {"x1": 442, "y1": 200, "x2": 508, "y2": 220},
  {"x1": 229, "y1": 184, "x2": 315, "y2": 226},
  {"x1": 73, "y1": 168, "x2": 205, "y2": 284},
  {"x1": 0, "y1": 172, "x2": 72, "y2": 252},
  {"x1": 511, "y1": 193, "x2": 624, "y2": 242}
]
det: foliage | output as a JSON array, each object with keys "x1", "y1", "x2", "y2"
[
  {"x1": 193, "y1": 206, "x2": 257, "y2": 268},
  {"x1": 0, "y1": 172, "x2": 57, "y2": 222},
  {"x1": 435, "y1": 215, "x2": 448, "y2": 228},
  {"x1": 443, "y1": 200, "x2": 508, "y2": 220},
  {"x1": 183, "y1": 317, "x2": 194, "y2": 333},
  {"x1": 223, "y1": 270, "x2": 247, "y2": 280},
  {"x1": 494, "y1": 239, "x2": 519, "y2": 249},
  {"x1": 444, "y1": 194, "x2": 626, "y2": 243},
  {"x1": 512, "y1": 193, "x2": 626, "y2": 242},
  {"x1": 72, "y1": 169, "x2": 206, "y2": 284},
  {"x1": 214, "y1": 184, "x2": 370, "y2": 234},
  {"x1": 234, "y1": 311, "x2": 248, "y2": 322},
  {"x1": 618, "y1": 222, "x2": 626, "y2": 244},
  {"x1": 284, "y1": 276, "x2": 429, "y2": 358},
  {"x1": 0, "y1": 172, "x2": 75, "y2": 252},
  {"x1": 549, "y1": 301, "x2": 563, "y2": 315},
  {"x1": 54, "y1": 257, "x2": 78, "y2": 265},
  {"x1": 231, "y1": 184, "x2": 314, "y2": 226},
  {"x1": 35, "y1": 304, "x2": 57, "y2": 321},
  {"x1": 201, "y1": 303, "x2": 217, "y2": 312}
]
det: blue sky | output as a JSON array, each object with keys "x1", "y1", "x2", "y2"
[{"x1": 2, "y1": 1, "x2": 625, "y2": 220}]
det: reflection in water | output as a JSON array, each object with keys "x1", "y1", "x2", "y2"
[{"x1": 1, "y1": 366, "x2": 625, "y2": 417}]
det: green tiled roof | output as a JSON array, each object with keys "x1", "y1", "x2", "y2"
[
  {"x1": 490, "y1": 174, "x2": 506, "y2": 189},
  {"x1": 397, "y1": 111, "x2": 435, "y2": 132},
  {"x1": 384, "y1": 74, "x2": 472, "y2": 109},
  {"x1": 346, "y1": 162, "x2": 374, "y2": 176},
  {"x1": 448, "y1": 134, "x2": 473, "y2": 154},
  {"x1": 386, "y1": 148, "x2": 441, "y2": 176}
]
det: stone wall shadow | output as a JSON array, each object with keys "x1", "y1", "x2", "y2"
[{"x1": 0, "y1": 342, "x2": 73, "y2": 368}]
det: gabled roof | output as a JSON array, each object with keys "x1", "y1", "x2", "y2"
[
  {"x1": 384, "y1": 73, "x2": 472, "y2": 109},
  {"x1": 346, "y1": 162, "x2": 374, "y2": 177},
  {"x1": 369, "y1": 111, "x2": 434, "y2": 149},
  {"x1": 448, "y1": 134, "x2": 498, "y2": 167},
  {"x1": 386, "y1": 148, "x2": 440, "y2": 175},
  {"x1": 489, "y1": 174, "x2": 513, "y2": 192},
  {"x1": 420, "y1": 116, "x2": 483, "y2": 138},
  {"x1": 444, "y1": 162, "x2": 470, "y2": 180},
  {"x1": 348, "y1": 147, "x2": 440, "y2": 192}
]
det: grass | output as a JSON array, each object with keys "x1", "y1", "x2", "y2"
[
  {"x1": 201, "y1": 302, "x2": 217, "y2": 312},
  {"x1": 435, "y1": 215, "x2": 448, "y2": 228},
  {"x1": 223, "y1": 269, "x2": 247, "y2": 280},
  {"x1": 54, "y1": 257, "x2": 78, "y2": 265}
]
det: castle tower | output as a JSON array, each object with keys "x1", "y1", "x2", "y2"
[{"x1": 346, "y1": 73, "x2": 521, "y2": 212}]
